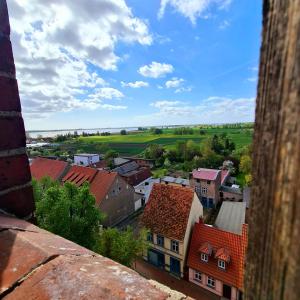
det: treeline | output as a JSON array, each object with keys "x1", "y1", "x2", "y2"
[{"x1": 144, "y1": 133, "x2": 237, "y2": 172}]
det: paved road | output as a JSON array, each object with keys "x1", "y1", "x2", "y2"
[{"x1": 134, "y1": 259, "x2": 220, "y2": 300}]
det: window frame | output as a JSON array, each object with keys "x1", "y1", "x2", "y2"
[
  {"x1": 147, "y1": 232, "x2": 153, "y2": 243},
  {"x1": 157, "y1": 235, "x2": 164, "y2": 247},
  {"x1": 218, "y1": 259, "x2": 226, "y2": 270},
  {"x1": 194, "y1": 271, "x2": 202, "y2": 282},
  {"x1": 201, "y1": 253, "x2": 208, "y2": 262},
  {"x1": 171, "y1": 240, "x2": 179, "y2": 253},
  {"x1": 207, "y1": 276, "x2": 215, "y2": 288},
  {"x1": 201, "y1": 187, "x2": 208, "y2": 194}
]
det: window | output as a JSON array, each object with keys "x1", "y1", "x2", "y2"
[
  {"x1": 201, "y1": 187, "x2": 208, "y2": 194},
  {"x1": 196, "y1": 179, "x2": 200, "y2": 183},
  {"x1": 171, "y1": 240, "x2": 179, "y2": 253},
  {"x1": 194, "y1": 271, "x2": 202, "y2": 282},
  {"x1": 157, "y1": 235, "x2": 164, "y2": 247},
  {"x1": 218, "y1": 259, "x2": 226, "y2": 269},
  {"x1": 118, "y1": 187, "x2": 121, "y2": 191},
  {"x1": 207, "y1": 180, "x2": 211, "y2": 184},
  {"x1": 147, "y1": 232, "x2": 153, "y2": 242},
  {"x1": 207, "y1": 276, "x2": 215, "y2": 288},
  {"x1": 145, "y1": 182, "x2": 149, "y2": 186},
  {"x1": 201, "y1": 253, "x2": 208, "y2": 262}
]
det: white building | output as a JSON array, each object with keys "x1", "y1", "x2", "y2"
[{"x1": 74, "y1": 154, "x2": 100, "y2": 166}]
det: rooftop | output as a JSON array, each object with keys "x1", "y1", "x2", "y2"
[
  {"x1": 215, "y1": 202, "x2": 246, "y2": 235},
  {"x1": 187, "y1": 221, "x2": 248, "y2": 290},
  {"x1": 141, "y1": 184, "x2": 195, "y2": 241},
  {"x1": 192, "y1": 168, "x2": 220, "y2": 181},
  {"x1": 74, "y1": 153, "x2": 99, "y2": 157},
  {"x1": 30, "y1": 157, "x2": 69, "y2": 181}
]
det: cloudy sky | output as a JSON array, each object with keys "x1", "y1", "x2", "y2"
[{"x1": 8, "y1": 0, "x2": 261, "y2": 130}]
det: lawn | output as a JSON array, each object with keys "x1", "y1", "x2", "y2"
[{"x1": 64, "y1": 127, "x2": 253, "y2": 156}]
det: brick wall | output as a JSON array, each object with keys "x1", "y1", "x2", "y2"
[{"x1": 0, "y1": 0, "x2": 35, "y2": 218}]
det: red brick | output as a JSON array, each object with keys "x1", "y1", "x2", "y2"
[
  {"x1": 0, "y1": 118, "x2": 26, "y2": 150},
  {"x1": 0, "y1": 154, "x2": 31, "y2": 191},
  {"x1": 0, "y1": 37, "x2": 15, "y2": 77},
  {"x1": 0, "y1": 0, "x2": 10, "y2": 36},
  {"x1": 0, "y1": 77, "x2": 21, "y2": 111},
  {"x1": 0, "y1": 186, "x2": 34, "y2": 218}
]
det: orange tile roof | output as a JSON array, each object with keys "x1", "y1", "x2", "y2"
[
  {"x1": 63, "y1": 166, "x2": 118, "y2": 205},
  {"x1": 62, "y1": 165, "x2": 97, "y2": 186},
  {"x1": 215, "y1": 247, "x2": 231, "y2": 263},
  {"x1": 141, "y1": 184, "x2": 195, "y2": 241},
  {"x1": 199, "y1": 242, "x2": 213, "y2": 255},
  {"x1": 187, "y1": 221, "x2": 248, "y2": 289},
  {"x1": 90, "y1": 171, "x2": 118, "y2": 206},
  {"x1": 30, "y1": 157, "x2": 68, "y2": 181}
]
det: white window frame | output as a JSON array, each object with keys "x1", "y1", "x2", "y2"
[
  {"x1": 194, "y1": 271, "x2": 202, "y2": 282},
  {"x1": 171, "y1": 240, "x2": 179, "y2": 253},
  {"x1": 201, "y1": 253, "x2": 208, "y2": 262},
  {"x1": 201, "y1": 187, "x2": 208, "y2": 195},
  {"x1": 207, "y1": 276, "x2": 215, "y2": 288},
  {"x1": 218, "y1": 259, "x2": 226, "y2": 269}
]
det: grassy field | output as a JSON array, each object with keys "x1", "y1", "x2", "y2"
[{"x1": 66, "y1": 127, "x2": 253, "y2": 156}]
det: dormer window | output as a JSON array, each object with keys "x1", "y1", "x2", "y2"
[
  {"x1": 201, "y1": 253, "x2": 208, "y2": 262},
  {"x1": 218, "y1": 259, "x2": 226, "y2": 269}
]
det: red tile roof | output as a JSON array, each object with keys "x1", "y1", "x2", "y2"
[
  {"x1": 62, "y1": 165, "x2": 98, "y2": 186},
  {"x1": 62, "y1": 166, "x2": 118, "y2": 205},
  {"x1": 90, "y1": 171, "x2": 118, "y2": 206},
  {"x1": 187, "y1": 221, "x2": 248, "y2": 289},
  {"x1": 192, "y1": 168, "x2": 220, "y2": 181},
  {"x1": 141, "y1": 184, "x2": 195, "y2": 241},
  {"x1": 30, "y1": 157, "x2": 69, "y2": 181},
  {"x1": 215, "y1": 247, "x2": 231, "y2": 263},
  {"x1": 221, "y1": 170, "x2": 230, "y2": 185}
]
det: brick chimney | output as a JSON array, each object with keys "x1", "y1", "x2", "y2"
[{"x1": 0, "y1": 0, "x2": 35, "y2": 218}]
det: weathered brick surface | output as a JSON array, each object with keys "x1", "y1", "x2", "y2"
[
  {"x1": 0, "y1": 117, "x2": 26, "y2": 150},
  {"x1": 0, "y1": 77, "x2": 21, "y2": 111},
  {"x1": 0, "y1": 0, "x2": 10, "y2": 36},
  {"x1": 0, "y1": 154, "x2": 31, "y2": 191},
  {"x1": 0, "y1": 186, "x2": 34, "y2": 217},
  {"x1": 0, "y1": 36, "x2": 15, "y2": 77}
]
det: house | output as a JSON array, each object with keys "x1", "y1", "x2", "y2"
[
  {"x1": 121, "y1": 157, "x2": 155, "y2": 169},
  {"x1": 30, "y1": 157, "x2": 69, "y2": 181},
  {"x1": 62, "y1": 166, "x2": 135, "y2": 227},
  {"x1": 187, "y1": 220, "x2": 247, "y2": 300},
  {"x1": 74, "y1": 153, "x2": 100, "y2": 166},
  {"x1": 219, "y1": 185, "x2": 243, "y2": 202},
  {"x1": 134, "y1": 177, "x2": 160, "y2": 211},
  {"x1": 215, "y1": 202, "x2": 246, "y2": 235},
  {"x1": 141, "y1": 184, "x2": 203, "y2": 277},
  {"x1": 113, "y1": 161, "x2": 152, "y2": 186},
  {"x1": 161, "y1": 176, "x2": 190, "y2": 187}
]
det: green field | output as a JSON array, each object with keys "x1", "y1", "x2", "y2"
[{"x1": 66, "y1": 127, "x2": 253, "y2": 156}]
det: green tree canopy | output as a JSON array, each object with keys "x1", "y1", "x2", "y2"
[
  {"x1": 33, "y1": 178, "x2": 104, "y2": 250},
  {"x1": 96, "y1": 227, "x2": 148, "y2": 267}
]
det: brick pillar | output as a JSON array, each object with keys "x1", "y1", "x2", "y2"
[{"x1": 0, "y1": 0, "x2": 35, "y2": 218}]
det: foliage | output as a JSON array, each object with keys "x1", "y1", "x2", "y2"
[
  {"x1": 120, "y1": 129, "x2": 127, "y2": 135},
  {"x1": 239, "y1": 155, "x2": 252, "y2": 174},
  {"x1": 150, "y1": 127, "x2": 163, "y2": 134},
  {"x1": 33, "y1": 178, "x2": 104, "y2": 250},
  {"x1": 96, "y1": 227, "x2": 148, "y2": 267},
  {"x1": 174, "y1": 127, "x2": 194, "y2": 135}
]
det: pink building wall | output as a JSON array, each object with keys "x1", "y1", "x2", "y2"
[{"x1": 188, "y1": 268, "x2": 239, "y2": 300}]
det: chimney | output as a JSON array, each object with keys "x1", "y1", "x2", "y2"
[{"x1": 0, "y1": 0, "x2": 35, "y2": 219}]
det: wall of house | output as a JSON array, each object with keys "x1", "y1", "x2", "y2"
[
  {"x1": 74, "y1": 155, "x2": 99, "y2": 166},
  {"x1": 189, "y1": 268, "x2": 240, "y2": 300},
  {"x1": 183, "y1": 193, "x2": 203, "y2": 262},
  {"x1": 143, "y1": 233, "x2": 185, "y2": 277},
  {"x1": 99, "y1": 176, "x2": 135, "y2": 227}
]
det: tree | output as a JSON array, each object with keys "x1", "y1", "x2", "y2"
[
  {"x1": 120, "y1": 129, "x2": 127, "y2": 135},
  {"x1": 245, "y1": 1, "x2": 300, "y2": 299},
  {"x1": 239, "y1": 155, "x2": 252, "y2": 174},
  {"x1": 150, "y1": 127, "x2": 163, "y2": 134},
  {"x1": 96, "y1": 227, "x2": 148, "y2": 267},
  {"x1": 33, "y1": 179, "x2": 104, "y2": 250},
  {"x1": 104, "y1": 149, "x2": 118, "y2": 160}
]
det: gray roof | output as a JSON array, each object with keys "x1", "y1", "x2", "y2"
[
  {"x1": 214, "y1": 202, "x2": 246, "y2": 235},
  {"x1": 113, "y1": 161, "x2": 139, "y2": 175},
  {"x1": 161, "y1": 176, "x2": 190, "y2": 186},
  {"x1": 74, "y1": 153, "x2": 99, "y2": 157},
  {"x1": 220, "y1": 185, "x2": 242, "y2": 194},
  {"x1": 114, "y1": 157, "x2": 130, "y2": 166}
]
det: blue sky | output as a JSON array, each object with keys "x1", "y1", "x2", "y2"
[{"x1": 8, "y1": 0, "x2": 262, "y2": 130}]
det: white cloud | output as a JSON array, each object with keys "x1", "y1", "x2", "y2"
[
  {"x1": 121, "y1": 81, "x2": 149, "y2": 88},
  {"x1": 8, "y1": 0, "x2": 151, "y2": 118},
  {"x1": 175, "y1": 86, "x2": 193, "y2": 93},
  {"x1": 165, "y1": 77, "x2": 184, "y2": 88},
  {"x1": 138, "y1": 61, "x2": 174, "y2": 78},
  {"x1": 219, "y1": 20, "x2": 230, "y2": 30},
  {"x1": 151, "y1": 100, "x2": 184, "y2": 108},
  {"x1": 247, "y1": 77, "x2": 257, "y2": 82},
  {"x1": 158, "y1": 0, "x2": 232, "y2": 25}
]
